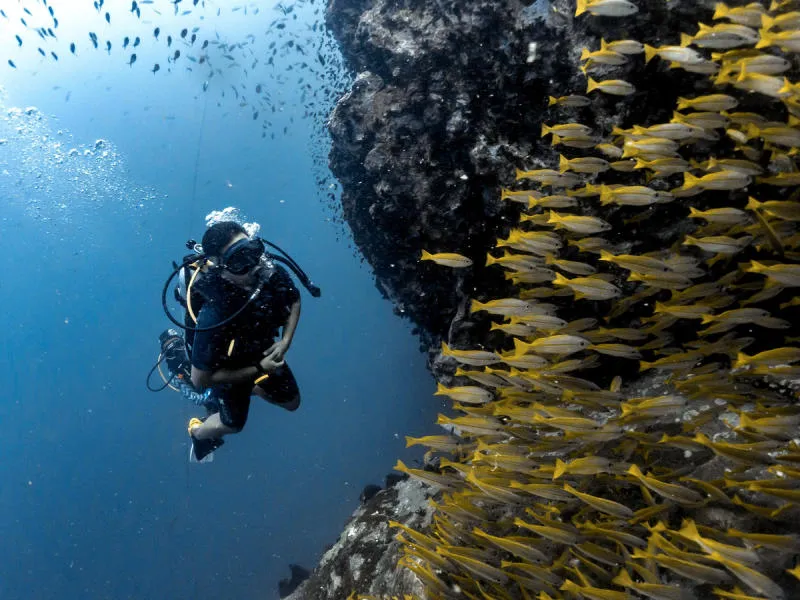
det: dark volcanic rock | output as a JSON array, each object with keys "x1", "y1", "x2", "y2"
[{"x1": 325, "y1": 0, "x2": 714, "y2": 345}]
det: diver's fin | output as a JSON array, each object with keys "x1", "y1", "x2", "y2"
[{"x1": 190, "y1": 436, "x2": 224, "y2": 463}]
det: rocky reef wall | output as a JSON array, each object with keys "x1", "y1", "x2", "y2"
[
  {"x1": 296, "y1": 0, "x2": 800, "y2": 598},
  {"x1": 324, "y1": 0, "x2": 704, "y2": 344}
]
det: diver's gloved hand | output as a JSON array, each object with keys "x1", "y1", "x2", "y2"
[{"x1": 178, "y1": 381, "x2": 212, "y2": 406}]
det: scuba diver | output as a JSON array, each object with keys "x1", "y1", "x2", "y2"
[{"x1": 149, "y1": 220, "x2": 320, "y2": 462}]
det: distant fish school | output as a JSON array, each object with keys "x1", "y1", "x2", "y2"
[
  {"x1": 404, "y1": 0, "x2": 800, "y2": 599},
  {"x1": 2, "y1": 0, "x2": 348, "y2": 142}
]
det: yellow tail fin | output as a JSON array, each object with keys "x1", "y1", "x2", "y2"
[
  {"x1": 575, "y1": 0, "x2": 588, "y2": 16},
  {"x1": 420, "y1": 249, "x2": 433, "y2": 260},
  {"x1": 643, "y1": 44, "x2": 658, "y2": 64},
  {"x1": 712, "y1": 3, "x2": 729, "y2": 20},
  {"x1": 548, "y1": 96, "x2": 558, "y2": 107},
  {"x1": 745, "y1": 196, "x2": 762, "y2": 212},
  {"x1": 586, "y1": 77, "x2": 598, "y2": 93},
  {"x1": 755, "y1": 31, "x2": 772, "y2": 49},
  {"x1": 599, "y1": 249, "x2": 615, "y2": 262},
  {"x1": 553, "y1": 272, "x2": 570, "y2": 286},
  {"x1": 553, "y1": 458, "x2": 567, "y2": 479},
  {"x1": 627, "y1": 463, "x2": 644, "y2": 478},
  {"x1": 558, "y1": 154, "x2": 570, "y2": 173},
  {"x1": 735, "y1": 352, "x2": 750, "y2": 368},
  {"x1": 541, "y1": 123, "x2": 551, "y2": 138}
]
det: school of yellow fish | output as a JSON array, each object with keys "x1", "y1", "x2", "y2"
[{"x1": 396, "y1": 1, "x2": 800, "y2": 599}]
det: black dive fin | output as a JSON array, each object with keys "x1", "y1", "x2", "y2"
[{"x1": 190, "y1": 436, "x2": 224, "y2": 463}]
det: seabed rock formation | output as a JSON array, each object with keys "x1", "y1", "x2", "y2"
[
  {"x1": 283, "y1": 478, "x2": 431, "y2": 599},
  {"x1": 290, "y1": 0, "x2": 800, "y2": 598}
]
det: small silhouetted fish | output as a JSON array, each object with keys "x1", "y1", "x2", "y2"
[
  {"x1": 180, "y1": 28, "x2": 187, "y2": 38},
  {"x1": 70, "y1": 43, "x2": 76, "y2": 54},
  {"x1": 51, "y1": 51, "x2": 58, "y2": 61},
  {"x1": 253, "y1": 111, "x2": 259, "y2": 120},
  {"x1": 190, "y1": 34, "x2": 196, "y2": 44},
  {"x1": 154, "y1": 27, "x2": 160, "y2": 39},
  {"x1": 167, "y1": 35, "x2": 172, "y2": 47},
  {"x1": 256, "y1": 84, "x2": 262, "y2": 93},
  {"x1": 21, "y1": 17, "x2": 27, "y2": 27},
  {"x1": 201, "y1": 40, "x2": 208, "y2": 49},
  {"x1": 199, "y1": 56, "x2": 205, "y2": 64},
  {"x1": 173, "y1": 50, "x2": 180, "y2": 61},
  {"x1": 131, "y1": 1, "x2": 138, "y2": 12},
  {"x1": 133, "y1": 37, "x2": 140, "y2": 47},
  {"x1": 37, "y1": 48, "x2": 45, "y2": 56},
  {"x1": 0, "y1": 10, "x2": 6, "y2": 18},
  {"x1": 106, "y1": 40, "x2": 112, "y2": 54},
  {"x1": 48, "y1": 7, "x2": 54, "y2": 17},
  {"x1": 202, "y1": 81, "x2": 208, "y2": 91},
  {"x1": 105, "y1": 12, "x2": 110, "y2": 24},
  {"x1": 65, "y1": 91, "x2": 71, "y2": 101},
  {"x1": 152, "y1": 63, "x2": 160, "y2": 73},
  {"x1": 123, "y1": 36, "x2": 130, "y2": 48},
  {"x1": 194, "y1": 0, "x2": 199, "y2": 5},
  {"x1": 129, "y1": 54, "x2": 137, "y2": 66},
  {"x1": 8, "y1": 60, "x2": 16, "y2": 68},
  {"x1": 15, "y1": 35, "x2": 22, "y2": 46},
  {"x1": 24, "y1": 8, "x2": 32, "y2": 16},
  {"x1": 49, "y1": 24, "x2": 56, "y2": 33}
]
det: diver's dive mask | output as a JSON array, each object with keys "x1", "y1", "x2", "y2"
[{"x1": 219, "y1": 237, "x2": 266, "y2": 275}]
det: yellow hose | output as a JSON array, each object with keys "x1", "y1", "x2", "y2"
[{"x1": 186, "y1": 263, "x2": 201, "y2": 324}]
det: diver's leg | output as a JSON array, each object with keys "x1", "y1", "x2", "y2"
[
  {"x1": 191, "y1": 412, "x2": 237, "y2": 440},
  {"x1": 191, "y1": 387, "x2": 251, "y2": 439},
  {"x1": 254, "y1": 363, "x2": 300, "y2": 411}
]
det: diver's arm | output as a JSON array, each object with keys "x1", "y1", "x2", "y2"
[
  {"x1": 280, "y1": 298, "x2": 302, "y2": 351},
  {"x1": 192, "y1": 364, "x2": 276, "y2": 388},
  {"x1": 262, "y1": 298, "x2": 301, "y2": 363},
  {"x1": 191, "y1": 355, "x2": 286, "y2": 389}
]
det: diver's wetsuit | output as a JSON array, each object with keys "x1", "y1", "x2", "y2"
[{"x1": 190, "y1": 263, "x2": 301, "y2": 431}]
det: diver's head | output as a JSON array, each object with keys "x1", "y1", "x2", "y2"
[{"x1": 202, "y1": 221, "x2": 265, "y2": 288}]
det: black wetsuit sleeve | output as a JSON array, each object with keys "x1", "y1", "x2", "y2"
[
  {"x1": 191, "y1": 305, "x2": 226, "y2": 372},
  {"x1": 273, "y1": 265, "x2": 300, "y2": 317}
]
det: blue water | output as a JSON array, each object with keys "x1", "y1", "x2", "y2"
[{"x1": 0, "y1": 2, "x2": 443, "y2": 598}]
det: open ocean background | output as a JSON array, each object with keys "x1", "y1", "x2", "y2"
[{"x1": 0, "y1": 1, "x2": 443, "y2": 597}]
